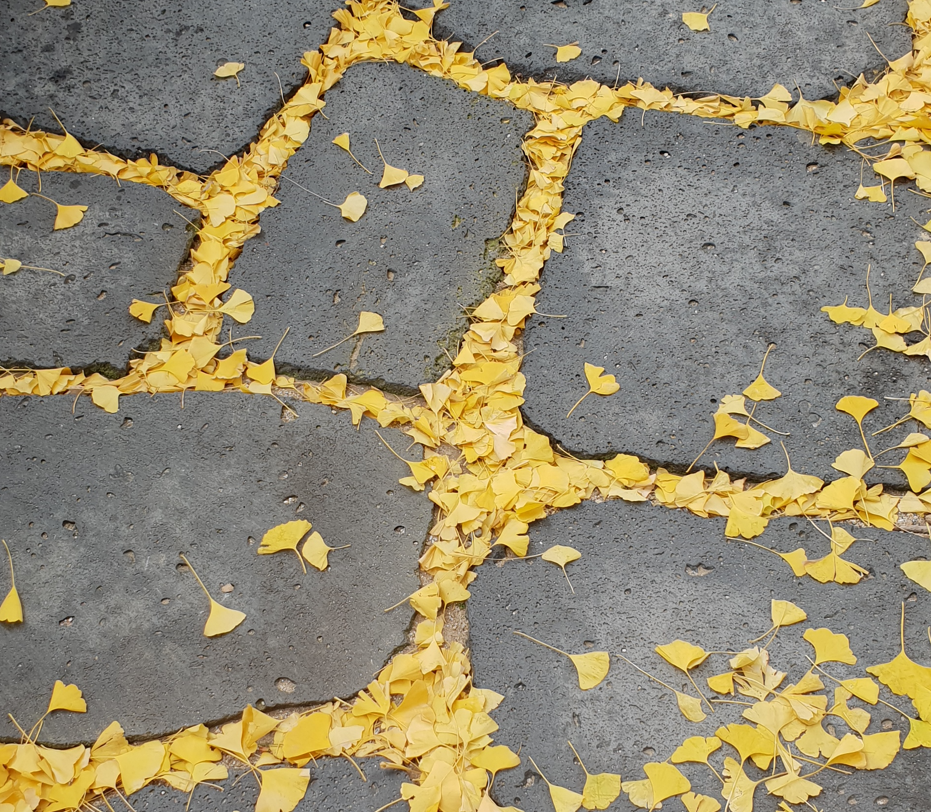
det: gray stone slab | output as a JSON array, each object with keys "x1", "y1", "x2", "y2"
[
  {"x1": 129, "y1": 756, "x2": 405, "y2": 812},
  {"x1": 432, "y1": 0, "x2": 912, "y2": 101},
  {"x1": 0, "y1": 171, "x2": 192, "y2": 373},
  {"x1": 233, "y1": 61, "x2": 530, "y2": 393},
  {"x1": 470, "y1": 499, "x2": 931, "y2": 811},
  {"x1": 0, "y1": 0, "x2": 341, "y2": 174},
  {"x1": 521, "y1": 112, "x2": 931, "y2": 485},
  {"x1": 0, "y1": 393, "x2": 429, "y2": 745}
]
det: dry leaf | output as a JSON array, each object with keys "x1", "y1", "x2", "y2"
[
  {"x1": 338, "y1": 191, "x2": 368, "y2": 221},
  {"x1": 554, "y1": 43, "x2": 582, "y2": 62},
  {"x1": 180, "y1": 554, "x2": 245, "y2": 638},
  {"x1": 0, "y1": 259, "x2": 22, "y2": 275},
  {"x1": 405, "y1": 174, "x2": 425, "y2": 190},
  {"x1": 331, "y1": 133, "x2": 372, "y2": 173},
  {"x1": 0, "y1": 539, "x2": 22, "y2": 624}
]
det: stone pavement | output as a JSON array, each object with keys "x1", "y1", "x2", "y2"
[{"x1": 3, "y1": 0, "x2": 931, "y2": 811}]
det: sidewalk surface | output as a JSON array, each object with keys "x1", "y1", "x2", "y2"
[{"x1": 2, "y1": 1, "x2": 931, "y2": 811}]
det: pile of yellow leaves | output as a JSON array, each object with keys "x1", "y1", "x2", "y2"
[{"x1": 6, "y1": 0, "x2": 931, "y2": 811}]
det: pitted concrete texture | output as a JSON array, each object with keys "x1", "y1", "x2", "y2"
[
  {"x1": 0, "y1": 0, "x2": 341, "y2": 174},
  {"x1": 130, "y1": 757, "x2": 405, "y2": 811},
  {"x1": 470, "y1": 500, "x2": 931, "y2": 811},
  {"x1": 0, "y1": 393, "x2": 429, "y2": 745},
  {"x1": 431, "y1": 0, "x2": 911, "y2": 100},
  {"x1": 0, "y1": 172, "x2": 192, "y2": 372},
  {"x1": 521, "y1": 112, "x2": 931, "y2": 485},
  {"x1": 234, "y1": 61, "x2": 530, "y2": 392}
]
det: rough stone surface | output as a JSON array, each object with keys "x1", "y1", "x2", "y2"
[
  {"x1": 234, "y1": 61, "x2": 530, "y2": 392},
  {"x1": 432, "y1": 0, "x2": 912, "y2": 100},
  {"x1": 470, "y1": 499, "x2": 931, "y2": 811},
  {"x1": 521, "y1": 112, "x2": 931, "y2": 484},
  {"x1": 0, "y1": 393, "x2": 430, "y2": 745},
  {"x1": 0, "y1": 171, "x2": 193, "y2": 372},
  {"x1": 129, "y1": 756, "x2": 404, "y2": 812},
  {"x1": 0, "y1": 0, "x2": 341, "y2": 174}
]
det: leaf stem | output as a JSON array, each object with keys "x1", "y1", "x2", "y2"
[
  {"x1": 513, "y1": 630, "x2": 569, "y2": 657},
  {"x1": 565, "y1": 389, "x2": 591, "y2": 418}
]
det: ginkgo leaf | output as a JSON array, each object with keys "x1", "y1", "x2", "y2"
[
  {"x1": 514, "y1": 631, "x2": 609, "y2": 690},
  {"x1": 771, "y1": 599, "x2": 807, "y2": 628},
  {"x1": 554, "y1": 43, "x2": 582, "y2": 62},
  {"x1": 836, "y1": 395, "x2": 878, "y2": 455},
  {"x1": 682, "y1": 6, "x2": 715, "y2": 32},
  {"x1": 567, "y1": 363, "x2": 620, "y2": 417},
  {"x1": 219, "y1": 289, "x2": 255, "y2": 323},
  {"x1": 868, "y1": 606, "x2": 931, "y2": 700},
  {"x1": 301, "y1": 531, "x2": 348, "y2": 571},
  {"x1": 0, "y1": 259, "x2": 22, "y2": 275},
  {"x1": 255, "y1": 768, "x2": 310, "y2": 812},
  {"x1": 313, "y1": 311, "x2": 385, "y2": 357},
  {"x1": 129, "y1": 300, "x2": 162, "y2": 323},
  {"x1": 655, "y1": 640, "x2": 710, "y2": 672},
  {"x1": 180, "y1": 554, "x2": 245, "y2": 638},
  {"x1": 405, "y1": 174, "x2": 425, "y2": 190},
  {"x1": 529, "y1": 757, "x2": 583, "y2": 812},
  {"x1": 565, "y1": 741, "x2": 620, "y2": 811},
  {"x1": 53, "y1": 203, "x2": 87, "y2": 230},
  {"x1": 0, "y1": 179, "x2": 28, "y2": 203},
  {"x1": 832, "y1": 448, "x2": 873, "y2": 478},
  {"x1": 804, "y1": 628, "x2": 856, "y2": 665},
  {"x1": 338, "y1": 191, "x2": 368, "y2": 221},
  {"x1": 90, "y1": 385, "x2": 120, "y2": 414},
  {"x1": 471, "y1": 745, "x2": 521, "y2": 780},
  {"x1": 681, "y1": 792, "x2": 721, "y2": 812},
  {"x1": 644, "y1": 762, "x2": 690, "y2": 806},
  {"x1": 375, "y1": 138, "x2": 410, "y2": 188},
  {"x1": 671, "y1": 736, "x2": 722, "y2": 765},
  {"x1": 259, "y1": 520, "x2": 312, "y2": 574},
  {"x1": 541, "y1": 545, "x2": 581, "y2": 591},
  {"x1": 765, "y1": 771, "x2": 822, "y2": 805},
  {"x1": 743, "y1": 345, "x2": 780, "y2": 401},
  {"x1": 214, "y1": 62, "x2": 245, "y2": 88},
  {"x1": 675, "y1": 691, "x2": 706, "y2": 722},
  {"x1": 48, "y1": 680, "x2": 87, "y2": 714},
  {"x1": 331, "y1": 133, "x2": 372, "y2": 173},
  {"x1": 0, "y1": 539, "x2": 22, "y2": 624},
  {"x1": 902, "y1": 559, "x2": 931, "y2": 592},
  {"x1": 855, "y1": 184, "x2": 887, "y2": 202}
]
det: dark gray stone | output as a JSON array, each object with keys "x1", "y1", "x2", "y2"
[
  {"x1": 128, "y1": 756, "x2": 405, "y2": 812},
  {"x1": 0, "y1": 393, "x2": 430, "y2": 744},
  {"x1": 0, "y1": 0, "x2": 341, "y2": 174},
  {"x1": 432, "y1": 0, "x2": 912, "y2": 101},
  {"x1": 0, "y1": 171, "x2": 192, "y2": 372},
  {"x1": 470, "y1": 499, "x2": 931, "y2": 811},
  {"x1": 234, "y1": 61, "x2": 530, "y2": 392},
  {"x1": 521, "y1": 112, "x2": 931, "y2": 484}
]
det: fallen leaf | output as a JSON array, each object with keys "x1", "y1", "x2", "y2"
[
  {"x1": 312, "y1": 311, "x2": 385, "y2": 356},
  {"x1": 53, "y1": 203, "x2": 88, "y2": 230},
  {"x1": 567, "y1": 363, "x2": 620, "y2": 417},
  {"x1": 259, "y1": 520, "x2": 312, "y2": 573},
  {"x1": 301, "y1": 531, "x2": 348, "y2": 571},
  {"x1": 743, "y1": 345, "x2": 781, "y2": 401},
  {"x1": 529, "y1": 757, "x2": 583, "y2": 812},
  {"x1": 214, "y1": 62, "x2": 245, "y2": 87},
  {"x1": 644, "y1": 762, "x2": 690, "y2": 806},
  {"x1": 514, "y1": 631, "x2": 609, "y2": 690},
  {"x1": 90, "y1": 385, "x2": 120, "y2": 414},
  {"x1": 0, "y1": 179, "x2": 28, "y2": 203},
  {"x1": 681, "y1": 792, "x2": 721, "y2": 812},
  {"x1": 219, "y1": 289, "x2": 256, "y2": 323},
  {"x1": 855, "y1": 184, "x2": 887, "y2": 202},
  {"x1": 541, "y1": 545, "x2": 581, "y2": 591},
  {"x1": 338, "y1": 191, "x2": 368, "y2": 221},
  {"x1": 471, "y1": 745, "x2": 521, "y2": 781},
  {"x1": 902, "y1": 559, "x2": 931, "y2": 592},
  {"x1": 671, "y1": 736, "x2": 722, "y2": 765},
  {"x1": 0, "y1": 259, "x2": 22, "y2": 275},
  {"x1": 405, "y1": 174, "x2": 425, "y2": 190},
  {"x1": 554, "y1": 43, "x2": 582, "y2": 63},
  {"x1": 867, "y1": 605, "x2": 931, "y2": 700},
  {"x1": 180, "y1": 554, "x2": 245, "y2": 638},
  {"x1": 0, "y1": 539, "x2": 22, "y2": 624},
  {"x1": 255, "y1": 768, "x2": 310, "y2": 812},
  {"x1": 47, "y1": 680, "x2": 87, "y2": 714},
  {"x1": 376, "y1": 138, "x2": 410, "y2": 188},
  {"x1": 804, "y1": 627, "x2": 857, "y2": 665},
  {"x1": 682, "y1": 5, "x2": 715, "y2": 32},
  {"x1": 129, "y1": 300, "x2": 162, "y2": 323},
  {"x1": 331, "y1": 133, "x2": 372, "y2": 173}
]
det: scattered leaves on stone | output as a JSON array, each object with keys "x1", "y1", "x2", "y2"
[{"x1": 180, "y1": 554, "x2": 245, "y2": 638}]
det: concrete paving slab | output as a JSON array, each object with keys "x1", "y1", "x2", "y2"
[
  {"x1": 0, "y1": 393, "x2": 429, "y2": 745},
  {"x1": 129, "y1": 756, "x2": 405, "y2": 812},
  {"x1": 470, "y1": 499, "x2": 931, "y2": 810},
  {"x1": 233, "y1": 61, "x2": 530, "y2": 393},
  {"x1": 0, "y1": 0, "x2": 341, "y2": 174},
  {"x1": 521, "y1": 112, "x2": 931, "y2": 484},
  {"x1": 0, "y1": 171, "x2": 192, "y2": 373},
  {"x1": 431, "y1": 0, "x2": 912, "y2": 101}
]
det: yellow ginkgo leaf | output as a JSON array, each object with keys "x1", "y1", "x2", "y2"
[
  {"x1": 312, "y1": 311, "x2": 384, "y2": 357},
  {"x1": 53, "y1": 203, "x2": 88, "y2": 230},
  {"x1": 567, "y1": 363, "x2": 620, "y2": 417},
  {"x1": 128, "y1": 300, "x2": 162, "y2": 323},
  {"x1": 681, "y1": 792, "x2": 721, "y2": 812},
  {"x1": 742, "y1": 344, "x2": 780, "y2": 401},
  {"x1": 255, "y1": 767, "x2": 310, "y2": 812},
  {"x1": 655, "y1": 640, "x2": 710, "y2": 672},
  {"x1": 0, "y1": 540, "x2": 22, "y2": 624},
  {"x1": 566, "y1": 741, "x2": 620, "y2": 811},
  {"x1": 836, "y1": 395, "x2": 879, "y2": 423},
  {"x1": 804, "y1": 628, "x2": 857, "y2": 665},
  {"x1": 554, "y1": 43, "x2": 582, "y2": 62},
  {"x1": 671, "y1": 736, "x2": 722, "y2": 765},
  {"x1": 48, "y1": 680, "x2": 87, "y2": 714},
  {"x1": 301, "y1": 531, "x2": 349, "y2": 572},
  {"x1": 675, "y1": 691, "x2": 707, "y2": 723},
  {"x1": 682, "y1": 5, "x2": 715, "y2": 32},
  {"x1": 0, "y1": 179, "x2": 28, "y2": 204},
  {"x1": 1, "y1": 258, "x2": 22, "y2": 276},
  {"x1": 902, "y1": 559, "x2": 931, "y2": 592},
  {"x1": 259, "y1": 520, "x2": 312, "y2": 574},
  {"x1": 772, "y1": 599, "x2": 807, "y2": 628},
  {"x1": 180, "y1": 554, "x2": 245, "y2": 638},
  {"x1": 90, "y1": 385, "x2": 120, "y2": 414},
  {"x1": 541, "y1": 545, "x2": 581, "y2": 592},
  {"x1": 832, "y1": 448, "x2": 874, "y2": 478},
  {"x1": 39, "y1": 0, "x2": 72, "y2": 9},
  {"x1": 855, "y1": 184, "x2": 887, "y2": 202},
  {"x1": 405, "y1": 174, "x2": 425, "y2": 190},
  {"x1": 514, "y1": 631, "x2": 610, "y2": 690},
  {"x1": 331, "y1": 133, "x2": 372, "y2": 173},
  {"x1": 338, "y1": 191, "x2": 368, "y2": 222},
  {"x1": 470, "y1": 745, "x2": 521, "y2": 780},
  {"x1": 214, "y1": 62, "x2": 245, "y2": 87},
  {"x1": 528, "y1": 757, "x2": 583, "y2": 812},
  {"x1": 376, "y1": 138, "x2": 410, "y2": 188},
  {"x1": 644, "y1": 762, "x2": 691, "y2": 805},
  {"x1": 219, "y1": 289, "x2": 255, "y2": 323}
]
